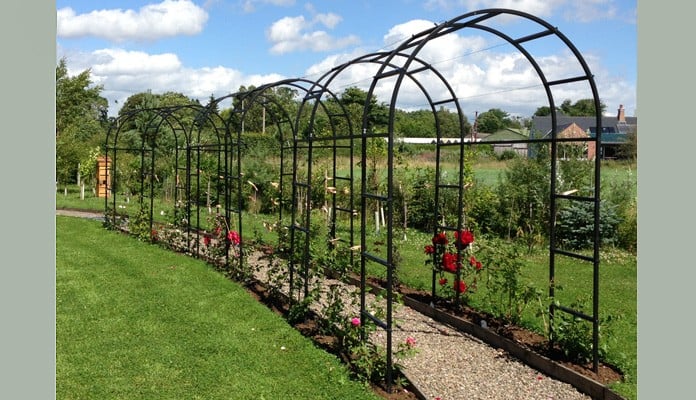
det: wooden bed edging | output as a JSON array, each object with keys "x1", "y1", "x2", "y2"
[
  {"x1": 402, "y1": 294, "x2": 624, "y2": 400},
  {"x1": 344, "y1": 274, "x2": 624, "y2": 400}
]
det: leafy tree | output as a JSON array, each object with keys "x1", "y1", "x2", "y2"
[
  {"x1": 534, "y1": 99, "x2": 606, "y2": 117},
  {"x1": 533, "y1": 106, "x2": 552, "y2": 117},
  {"x1": 436, "y1": 106, "x2": 469, "y2": 137},
  {"x1": 395, "y1": 109, "x2": 436, "y2": 137},
  {"x1": 55, "y1": 57, "x2": 108, "y2": 185},
  {"x1": 476, "y1": 108, "x2": 521, "y2": 133},
  {"x1": 618, "y1": 127, "x2": 637, "y2": 161},
  {"x1": 494, "y1": 153, "x2": 551, "y2": 251},
  {"x1": 335, "y1": 86, "x2": 389, "y2": 132},
  {"x1": 476, "y1": 111, "x2": 503, "y2": 133}
]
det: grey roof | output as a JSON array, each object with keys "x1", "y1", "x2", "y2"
[{"x1": 531, "y1": 114, "x2": 637, "y2": 144}]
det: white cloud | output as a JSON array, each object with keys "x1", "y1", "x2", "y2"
[
  {"x1": 314, "y1": 12, "x2": 341, "y2": 29},
  {"x1": 564, "y1": 0, "x2": 628, "y2": 23},
  {"x1": 382, "y1": 19, "x2": 439, "y2": 48},
  {"x1": 88, "y1": 49, "x2": 182, "y2": 75},
  {"x1": 302, "y1": 17, "x2": 634, "y2": 118},
  {"x1": 60, "y1": 47, "x2": 285, "y2": 116},
  {"x1": 266, "y1": 13, "x2": 360, "y2": 54},
  {"x1": 57, "y1": 0, "x2": 208, "y2": 42}
]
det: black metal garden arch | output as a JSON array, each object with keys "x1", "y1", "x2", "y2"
[
  {"x1": 351, "y1": 8, "x2": 604, "y2": 379},
  {"x1": 298, "y1": 49, "x2": 472, "y2": 389},
  {"x1": 103, "y1": 8, "x2": 605, "y2": 390},
  {"x1": 215, "y1": 78, "x2": 357, "y2": 304},
  {"x1": 104, "y1": 102, "x2": 237, "y2": 268}
]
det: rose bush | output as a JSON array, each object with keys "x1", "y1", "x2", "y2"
[{"x1": 425, "y1": 229, "x2": 483, "y2": 301}]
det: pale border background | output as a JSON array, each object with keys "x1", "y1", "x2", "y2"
[
  {"x1": 1, "y1": 2, "x2": 56, "y2": 398},
  {"x1": 637, "y1": 1, "x2": 695, "y2": 398}
]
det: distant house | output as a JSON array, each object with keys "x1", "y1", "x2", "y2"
[
  {"x1": 480, "y1": 127, "x2": 529, "y2": 157},
  {"x1": 530, "y1": 105, "x2": 637, "y2": 160}
]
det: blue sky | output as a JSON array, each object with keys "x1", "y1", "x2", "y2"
[{"x1": 56, "y1": 0, "x2": 637, "y2": 119}]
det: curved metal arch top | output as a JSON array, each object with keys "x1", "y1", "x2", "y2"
[
  {"x1": 355, "y1": 8, "x2": 604, "y2": 375},
  {"x1": 374, "y1": 8, "x2": 602, "y2": 137},
  {"x1": 104, "y1": 103, "x2": 235, "y2": 264}
]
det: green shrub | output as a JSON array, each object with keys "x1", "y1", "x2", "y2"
[
  {"x1": 603, "y1": 166, "x2": 637, "y2": 253},
  {"x1": 497, "y1": 149, "x2": 518, "y2": 160},
  {"x1": 555, "y1": 200, "x2": 620, "y2": 250},
  {"x1": 479, "y1": 239, "x2": 543, "y2": 324}
]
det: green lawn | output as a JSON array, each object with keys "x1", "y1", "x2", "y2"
[
  {"x1": 56, "y1": 157, "x2": 636, "y2": 399},
  {"x1": 56, "y1": 216, "x2": 380, "y2": 400}
]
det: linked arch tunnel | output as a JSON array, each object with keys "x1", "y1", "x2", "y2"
[{"x1": 105, "y1": 8, "x2": 604, "y2": 387}]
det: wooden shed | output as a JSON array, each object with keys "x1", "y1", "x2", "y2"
[{"x1": 96, "y1": 156, "x2": 111, "y2": 198}]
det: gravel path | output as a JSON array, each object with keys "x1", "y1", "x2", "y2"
[{"x1": 247, "y1": 252, "x2": 591, "y2": 400}]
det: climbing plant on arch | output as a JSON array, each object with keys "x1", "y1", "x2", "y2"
[{"x1": 104, "y1": 8, "x2": 606, "y2": 390}]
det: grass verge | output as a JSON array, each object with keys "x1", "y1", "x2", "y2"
[{"x1": 56, "y1": 216, "x2": 380, "y2": 400}]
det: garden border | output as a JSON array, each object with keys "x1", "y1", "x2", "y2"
[
  {"x1": 56, "y1": 210, "x2": 624, "y2": 399},
  {"x1": 346, "y1": 273, "x2": 624, "y2": 400}
]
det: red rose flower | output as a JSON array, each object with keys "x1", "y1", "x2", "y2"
[
  {"x1": 441, "y1": 252, "x2": 459, "y2": 273},
  {"x1": 454, "y1": 280, "x2": 467, "y2": 293},
  {"x1": 432, "y1": 232, "x2": 448, "y2": 245},
  {"x1": 203, "y1": 235, "x2": 211, "y2": 246},
  {"x1": 424, "y1": 245, "x2": 435, "y2": 254},
  {"x1": 227, "y1": 230, "x2": 240, "y2": 245},
  {"x1": 468, "y1": 255, "x2": 483, "y2": 270},
  {"x1": 438, "y1": 277, "x2": 448, "y2": 286},
  {"x1": 454, "y1": 229, "x2": 474, "y2": 247}
]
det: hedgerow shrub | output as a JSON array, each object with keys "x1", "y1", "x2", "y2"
[{"x1": 555, "y1": 200, "x2": 620, "y2": 250}]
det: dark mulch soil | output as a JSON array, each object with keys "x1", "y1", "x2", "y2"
[{"x1": 243, "y1": 280, "x2": 420, "y2": 400}]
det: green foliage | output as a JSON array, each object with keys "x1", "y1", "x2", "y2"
[
  {"x1": 617, "y1": 128, "x2": 637, "y2": 161},
  {"x1": 476, "y1": 111, "x2": 503, "y2": 133},
  {"x1": 602, "y1": 165, "x2": 637, "y2": 252},
  {"x1": 497, "y1": 149, "x2": 519, "y2": 160},
  {"x1": 463, "y1": 180, "x2": 500, "y2": 235},
  {"x1": 339, "y1": 295, "x2": 415, "y2": 387},
  {"x1": 494, "y1": 156, "x2": 550, "y2": 246},
  {"x1": 56, "y1": 57, "x2": 108, "y2": 137},
  {"x1": 535, "y1": 98, "x2": 606, "y2": 117},
  {"x1": 550, "y1": 297, "x2": 620, "y2": 365},
  {"x1": 480, "y1": 239, "x2": 543, "y2": 324},
  {"x1": 77, "y1": 147, "x2": 102, "y2": 187},
  {"x1": 401, "y1": 167, "x2": 436, "y2": 231},
  {"x1": 287, "y1": 296, "x2": 314, "y2": 325},
  {"x1": 559, "y1": 98, "x2": 606, "y2": 116},
  {"x1": 128, "y1": 203, "x2": 154, "y2": 242},
  {"x1": 395, "y1": 109, "x2": 436, "y2": 137},
  {"x1": 555, "y1": 201, "x2": 620, "y2": 250},
  {"x1": 56, "y1": 57, "x2": 108, "y2": 184}
]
